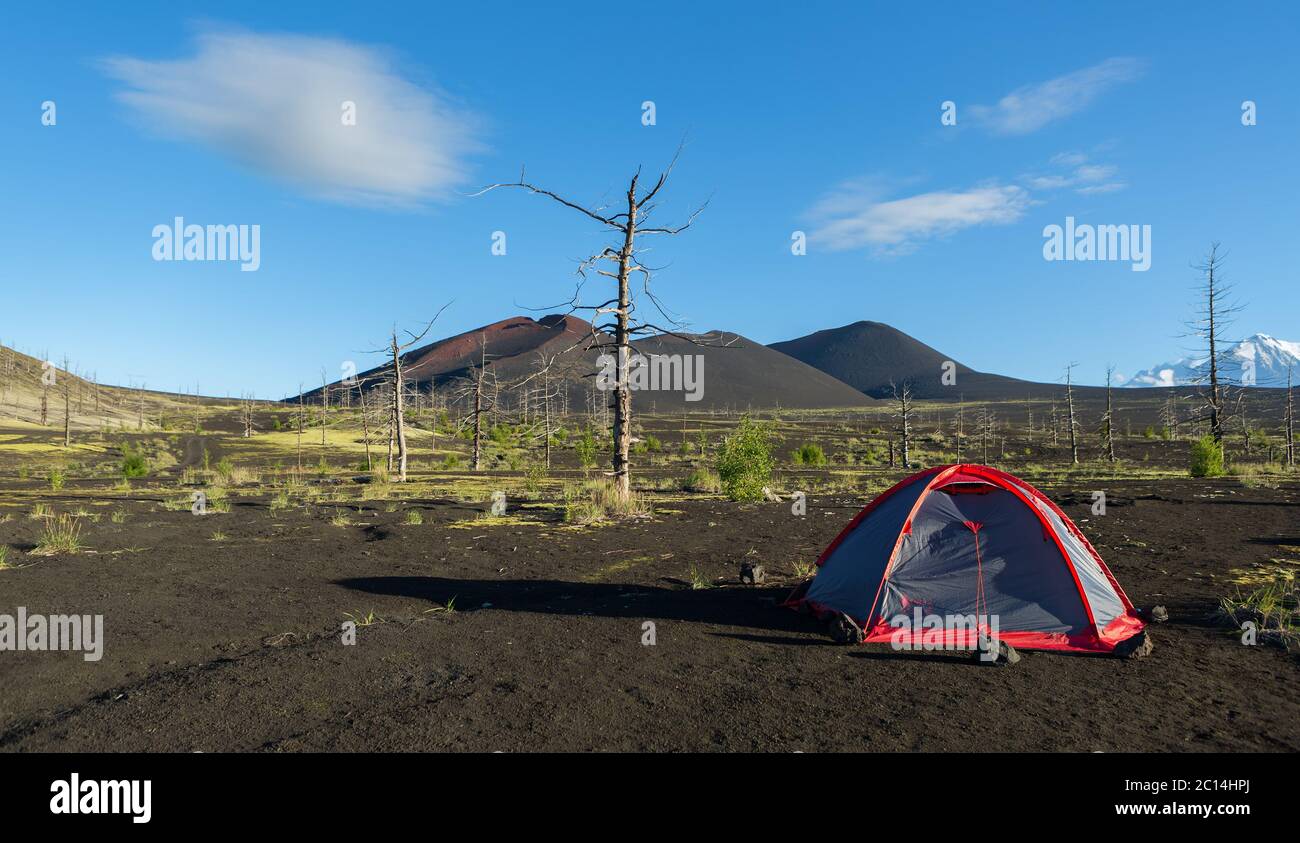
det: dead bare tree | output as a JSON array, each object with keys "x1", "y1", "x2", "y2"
[
  {"x1": 450, "y1": 335, "x2": 499, "y2": 471},
  {"x1": 1102, "y1": 365, "x2": 1116, "y2": 463},
  {"x1": 296, "y1": 383, "x2": 304, "y2": 472},
  {"x1": 1285, "y1": 365, "x2": 1295, "y2": 468},
  {"x1": 473, "y1": 147, "x2": 708, "y2": 498},
  {"x1": 1184, "y1": 243, "x2": 1243, "y2": 444},
  {"x1": 977, "y1": 405, "x2": 996, "y2": 464},
  {"x1": 61, "y1": 356, "x2": 71, "y2": 447},
  {"x1": 358, "y1": 386, "x2": 374, "y2": 472},
  {"x1": 890, "y1": 379, "x2": 913, "y2": 469},
  {"x1": 1161, "y1": 391, "x2": 1180, "y2": 439},
  {"x1": 366, "y1": 303, "x2": 450, "y2": 482},
  {"x1": 240, "y1": 393, "x2": 256, "y2": 438},
  {"x1": 1064, "y1": 363, "x2": 1079, "y2": 465},
  {"x1": 319, "y1": 367, "x2": 329, "y2": 448},
  {"x1": 954, "y1": 396, "x2": 965, "y2": 462},
  {"x1": 40, "y1": 352, "x2": 50, "y2": 426}
]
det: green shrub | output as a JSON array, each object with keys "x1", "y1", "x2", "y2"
[
  {"x1": 120, "y1": 443, "x2": 150, "y2": 478},
  {"x1": 715, "y1": 415, "x2": 774, "y2": 502},
  {"x1": 1190, "y1": 435, "x2": 1226, "y2": 477},
  {"x1": 791, "y1": 442, "x2": 827, "y2": 466},
  {"x1": 524, "y1": 463, "x2": 546, "y2": 493},
  {"x1": 47, "y1": 468, "x2": 66, "y2": 491},
  {"x1": 574, "y1": 427, "x2": 598, "y2": 469}
]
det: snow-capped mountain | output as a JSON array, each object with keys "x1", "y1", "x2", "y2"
[{"x1": 1120, "y1": 333, "x2": 1300, "y2": 388}]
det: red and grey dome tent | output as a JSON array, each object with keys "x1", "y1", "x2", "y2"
[{"x1": 786, "y1": 464, "x2": 1146, "y2": 654}]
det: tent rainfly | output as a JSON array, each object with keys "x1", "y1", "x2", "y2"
[{"x1": 785, "y1": 464, "x2": 1149, "y2": 656}]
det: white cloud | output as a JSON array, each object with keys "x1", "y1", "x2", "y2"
[
  {"x1": 808, "y1": 183, "x2": 1032, "y2": 254},
  {"x1": 1075, "y1": 181, "x2": 1127, "y2": 195},
  {"x1": 1023, "y1": 153, "x2": 1127, "y2": 195},
  {"x1": 968, "y1": 57, "x2": 1144, "y2": 135},
  {"x1": 103, "y1": 30, "x2": 481, "y2": 206}
]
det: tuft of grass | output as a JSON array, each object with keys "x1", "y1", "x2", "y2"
[
  {"x1": 404, "y1": 509, "x2": 424, "y2": 525},
  {"x1": 32, "y1": 513, "x2": 84, "y2": 556},
  {"x1": 1220, "y1": 572, "x2": 1298, "y2": 651},
  {"x1": 688, "y1": 564, "x2": 713, "y2": 590},
  {"x1": 563, "y1": 479, "x2": 651, "y2": 525},
  {"x1": 0, "y1": 545, "x2": 11, "y2": 570},
  {"x1": 792, "y1": 559, "x2": 816, "y2": 578},
  {"x1": 210, "y1": 530, "x2": 228, "y2": 542},
  {"x1": 269, "y1": 490, "x2": 292, "y2": 512},
  {"x1": 680, "y1": 467, "x2": 722, "y2": 494},
  {"x1": 423, "y1": 597, "x2": 457, "y2": 615},
  {"x1": 343, "y1": 609, "x2": 383, "y2": 627},
  {"x1": 329, "y1": 511, "x2": 353, "y2": 527},
  {"x1": 47, "y1": 468, "x2": 66, "y2": 491},
  {"x1": 30, "y1": 503, "x2": 52, "y2": 520}
]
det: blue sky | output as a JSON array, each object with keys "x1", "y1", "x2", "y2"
[{"x1": 1, "y1": 1, "x2": 1296, "y2": 398}]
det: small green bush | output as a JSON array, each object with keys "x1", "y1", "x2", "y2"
[
  {"x1": 716, "y1": 415, "x2": 774, "y2": 502},
  {"x1": 1190, "y1": 435, "x2": 1225, "y2": 477},
  {"x1": 791, "y1": 443, "x2": 827, "y2": 466},
  {"x1": 121, "y1": 444, "x2": 150, "y2": 478},
  {"x1": 574, "y1": 428, "x2": 598, "y2": 468}
]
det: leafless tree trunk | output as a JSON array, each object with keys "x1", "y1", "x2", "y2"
[
  {"x1": 61, "y1": 357, "x2": 71, "y2": 447},
  {"x1": 1103, "y1": 365, "x2": 1116, "y2": 463},
  {"x1": 358, "y1": 387, "x2": 373, "y2": 472},
  {"x1": 1185, "y1": 244, "x2": 1242, "y2": 444},
  {"x1": 955, "y1": 398, "x2": 964, "y2": 463},
  {"x1": 320, "y1": 368, "x2": 328, "y2": 448},
  {"x1": 474, "y1": 148, "x2": 707, "y2": 499},
  {"x1": 1239, "y1": 394, "x2": 1251, "y2": 455},
  {"x1": 240, "y1": 393, "x2": 255, "y2": 438},
  {"x1": 1286, "y1": 366, "x2": 1295, "y2": 468},
  {"x1": 369, "y1": 304, "x2": 448, "y2": 482},
  {"x1": 1065, "y1": 364, "x2": 1079, "y2": 464},
  {"x1": 891, "y1": 379, "x2": 913, "y2": 469},
  {"x1": 296, "y1": 383, "x2": 304, "y2": 472}
]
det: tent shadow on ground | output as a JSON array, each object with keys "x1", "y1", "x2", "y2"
[{"x1": 335, "y1": 575, "x2": 816, "y2": 634}]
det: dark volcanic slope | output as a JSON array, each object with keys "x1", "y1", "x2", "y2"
[
  {"x1": 300, "y1": 317, "x2": 871, "y2": 411},
  {"x1": 772, "y1": 321, "x2": 1063, "y2": 400},
  {"x1": 631, "y1": 331, "x2": 872, "y2": 410}
]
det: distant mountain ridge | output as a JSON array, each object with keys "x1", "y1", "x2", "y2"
[
  {"x1": 1120, "y1": 334, "x2": 1300, "y2": 388},
  {"x1": 299, "y1": 315, "x2": 873, "y2": 410},
  {"x1": 768, "y1": 321, "x2": 1052, "y2": 400}
]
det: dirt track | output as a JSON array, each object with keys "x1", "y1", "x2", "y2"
[{"x1": 2, "y1": 478, "x2": 1297, "y2": 752}]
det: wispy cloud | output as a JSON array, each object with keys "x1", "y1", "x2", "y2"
[
  {"x1": 968, "y1": 57, "x2": 1144, "y2": 135},
  {"x1": 103, "y1": 30, "x2": 481, "y2": 207},
  {"x1": 808, "y1": 181, "x2": 1032, "y2": 255},
  {"x1": 1025, "y1": 152, "x2": 1127, "y2": 195},
  {"x1": 808, "y1": 149, "x2": 1130, "y2": 256}
]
